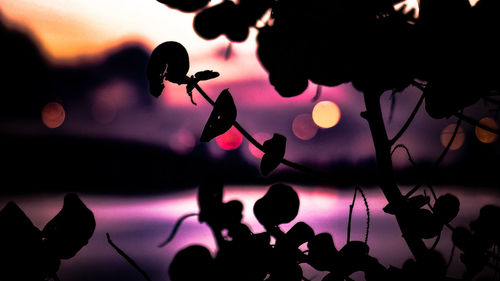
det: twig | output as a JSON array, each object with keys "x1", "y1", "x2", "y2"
[
  {"x1": 193, "y1": 80, "x2": 332, "y2": 180},
  {"x1": 430, "y1": 230, "x2": 441, "y2": 250},
  {"x1": 433, "y1": 112, "x2": 463, "y2": 168},
  {"x1": 390, "y1": 93, "x2": 425, "y2": 145},
  {"x1": 454, "y1": 111, "x2": 499, "y2": 135},
  {"x1": 158, "y1": 213, "x2": 198, "y2": 247},
  {"x1": 347, "y1": 187, "x2": 358, "y2": 243},
  {"x1": 391, "y1": 144, "x2": 417, "y2": 167},
  {"x1": 106, "y1": 233, "x2": 153, "y2": 281},
  {"x1": 404, "y1": 183, "x2": 423, "y2": 198},
  {"x1": 357, "y1": 186, "x2": 370, "y2": 244},
  {"x1": 447, "y1": 245, "x2": 456, "y2": 270}
]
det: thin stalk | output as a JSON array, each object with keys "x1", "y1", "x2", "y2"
[
  {"x1": 390, "y1": 93, "x2": 425, "y2": 145},
  {"x1": 106, "y1": 233, "x2": 152, "y2": 281},
  {"x1": 347, "y1": 187, "x2": 358, "y2": 243},
  {"x1": 434, "y1": 113, "x2": 462, "y2": 168},
  {"x1": 193, "y1": 81, "x2": 331, "y2": 180},
  {"x1": 454, "y1": 111, "x2": 499, "y2": 135}
]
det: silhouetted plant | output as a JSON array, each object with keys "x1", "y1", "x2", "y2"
[
  {"x1": 141, "y1": 0, "x2": 500, "y2": 280},
  {"x1": 0, "y1": 193, "x2": 95, "y2": 281}
]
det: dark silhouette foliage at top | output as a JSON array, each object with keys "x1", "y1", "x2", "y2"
[{"x1": 157, "y1": 0, "x2": 499, "y2": 119}]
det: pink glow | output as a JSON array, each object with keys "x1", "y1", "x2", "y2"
[{"x1": 216, "y1": 126, "x2": 243, "y2": 150}]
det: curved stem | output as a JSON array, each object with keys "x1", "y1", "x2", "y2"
[
  {"x1": 363, "y1": 91, "x2": 427, "y2": 261},
  {"x1": 434, "y1": 112, "x2": 462, "y2": 168},
  {"x1": 390, "y1": 93, "x2": 425, "y2": 145},
  {"x1": 454, "y1": 111, "x2": 499, "y2": 135},
  {"x1": 193, "y1": 81, "x2": 332, "y2": 180},
  {"x1": 106, "y1": 233, "x2": 152, "y2": 281}
]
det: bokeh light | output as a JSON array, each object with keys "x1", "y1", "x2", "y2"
[
  {"x1": 292, "y1": 114, "x2": 318, "y2": 140},
  {"x1": 475, "y1": 117, "x2": 498, "y2": 144},
  {"x1": 41, "y1": 102, "x2": 65, "y2": 128},
  {"x1": 216, "y1": 126, "x2": 243, "y2": 150},
  {"x1": 440, "y1": 124, "x2": 465, "y2": 150},
  {"x1": 312, "y1": 101, "x2": 341, "y2": 129},
  {"x1": 248, "y1": 132, "x2": 272, "y2": 159},
  {"x1": 169, "y1": 129, "x2": 196, "y2": 154},
  {"x1": 91, "y1": 80, "x2": 137, "y2": 124}
]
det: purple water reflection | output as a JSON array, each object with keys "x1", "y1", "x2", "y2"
[{"x1": 2, "y1": 186, "x2": 499, "y2": 281}]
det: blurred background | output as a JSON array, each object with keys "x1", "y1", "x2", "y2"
[{"x1": 0, "y1": 0, "x2": 499, "y2": 280}]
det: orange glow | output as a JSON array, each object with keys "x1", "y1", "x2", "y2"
[
  {"x1": 475, "y1": 117, "x2": 498, "y2": 144},
  {"x1": 41, "y1": 102, "x2": 65, "y2": 128},
  {"x1": 292, "y1": 113, "x2": 318, "y2": 140},
  {"x1": 440, "y1": 124, "x2": 465, "y2": 150},
  {"x1": 216, "y1": 126, "x2": 242, "y2": 150},
  {"x1": 312, "y1": 101, "x2": 341, "y2": 129},
  {"x1": 248, "y1": 132, "x2": 271, "y2": 159}
]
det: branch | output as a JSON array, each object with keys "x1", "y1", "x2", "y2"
[
  {"x1": 106, "y1": 233, "x2": 153, "y2": 281},
  {"x1": 389, "y1": 93, "x2": 425, "y2": 145},
  {"x1": 433, "y1": 112, "x2": 462, "y2": 168},
  {"x1": 362, "y1": 91, "x2": 427, "y2": 261},
  {"x1": 454, "y1": 111, "x2": 500, "y2": 135},
  {"x1": 193, "y1": 80, "x2": 332, "y2": 180}
]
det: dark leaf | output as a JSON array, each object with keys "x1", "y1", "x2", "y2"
[
  {"x1": 42, "y1": 193, "x2": 96, "y2": 259},
  {"x1": 285, "y1": 221, "x2": 314, "y2": 247},
  {"x1": 383, "y1": 195, "x2": 430, "y2": 215},
  {"x1": 410, "y1": 209, "x2": 443, "y2": 239},
  {"x1": 146, "y1": 41, "x2": 190, "y2": 97},
  {"x1": 470, "y1": 204, "x2": 500, "y2": 246},
  {"x1": 195, "y1": 70, "x2": 220, "y2": 81},
  {"x1": 433, "y1": 193, "x2": 460, "y2": 224},
  {"x1": 307, "y1": 233, "x2": 338, "y2": 271},
  {"x1": 253, "y1": 183, "x2": 299, "y2": 226},
  {"x1": 451, "y1": 226, "x2": 472, "y2": 250},
  {"x1": 169, "y1": 245, "x2": 214, "y2": 281},
  {"x1": 157, "y1": 0, "x2": 209, "y2": 12},
  {"x1": 200, "y1": 89, "x2": 237, "y2": 142},
  {"x1": 0, "y1": 202, "x2": 46, "y2": 281},
  {"x1": 260, "y1": 133, "x2": 286, "y2": 176},
  {"x1": 337, "y1": 241, "x2": 370, "y2": 276}
]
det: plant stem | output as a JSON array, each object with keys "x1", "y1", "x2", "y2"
[
  {"x1": 193, "y1": 81, "x2": 332, "y2": 180},
  {"x1": 362, "y1": 91, "x2": 427, "y2": 261},
  {"x1": 106, "y1": 233, "x2": 152, "y2": 281},
  {"x1": 347, "y1": 187, "x2": 357, "y2": 243},
  {"x1": 390, "y1": 93, "x2": 424, "y2": 145},
  {"x1": 454, "y1": 111, "x2": 499, "y2": 135}
]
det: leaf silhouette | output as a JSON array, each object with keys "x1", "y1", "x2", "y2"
[
  {"x1": 260, "y1": 133, "x2": 286, "y2": 176},
  {"x1": 194, "y1": 70, "x2": 220, "y2": 81},
  {"x1": 307, "y1": 233, "x2": 338, "y2": 271},
  {"x1": 432, "y1": 193, "x2": 460, "y2": 224},
  {"x1": 0, "y1": 202, "x2": 46, "y2": 281},
  {"x1": 146, "y1": 41, "x2": 190, "y2": 97},
  {"x1": 157, "y1": 0, "x2": 209, "y2": 13},
  {"x1": 200, "y1": 89, "x2": 237, "y2": 142},
  {"x1": 169, "y1": 245, "x2": 214, "y2": 281},
  {"x1": 42, "y1": 193, "x2": 96, "y2": 259},
  {"x1": 284, "y1": 221, "x2": 315, "y2": 247},
  {"x1": 253, "y1": 183, "x2": 299, "y2": 227}
]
